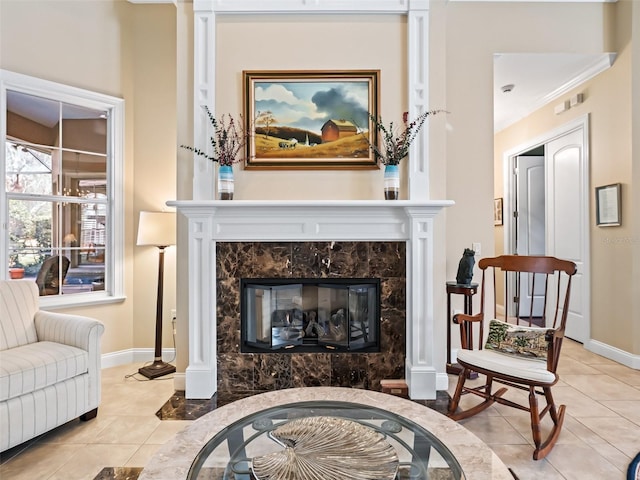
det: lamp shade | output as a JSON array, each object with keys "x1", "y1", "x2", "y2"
[{"x1": 137, "y1": 211, "x2": 176, "y2": 247}]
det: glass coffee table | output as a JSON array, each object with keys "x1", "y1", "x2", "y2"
[{"x1": 187, "y1": 400, "x2": 464, "y2": 480}]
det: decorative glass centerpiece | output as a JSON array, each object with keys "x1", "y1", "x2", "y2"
[{"x1": 252, "y1": 416, "x2": 399, "y2": 480}]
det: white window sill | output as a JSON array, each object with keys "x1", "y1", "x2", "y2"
[{"x1": 39, "y1": 293, "x2": 126, "y2": 311}]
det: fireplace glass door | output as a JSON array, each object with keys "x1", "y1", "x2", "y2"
[{"x1": 241, "y1": 279, "x2": 380, "y2": 353}]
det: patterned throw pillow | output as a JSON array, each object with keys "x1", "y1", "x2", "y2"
[{"x1": 484, "y1": 320, "x2": 551, "y2": 362}]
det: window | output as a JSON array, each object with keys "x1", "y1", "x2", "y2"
[{"x1": 1, "y1": 70, "x2": 124, "y2": 307}]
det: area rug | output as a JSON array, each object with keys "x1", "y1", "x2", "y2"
[{"x1": 629, "y1": 452, "x2": 640, "y2": 480}]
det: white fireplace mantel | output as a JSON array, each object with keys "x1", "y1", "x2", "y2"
[{"x1": 168, "y1": 200, "x2": 453, "y2": 400}]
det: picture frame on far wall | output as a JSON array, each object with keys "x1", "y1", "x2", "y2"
[
  {"x1": 243, "y1": 70, "x2": 379, "y2": 170},
  {"x1": 494, "y1": 198, "x2": 503, "y2": 226},
  {"x1": 595, "y1": 183, "x2": 621, "y2": 226}
]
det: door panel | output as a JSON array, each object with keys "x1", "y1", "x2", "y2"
[
  {"x1": 516, "y1": 156, "x2": 545, "y2": 317},
  {"x1": 552, "y1": 146, "x2": 582, "y2": 260},
  {"x1": 547, "y1": 129, "x2": 586, "y2": 342}
]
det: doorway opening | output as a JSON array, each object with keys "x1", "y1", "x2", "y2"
[
  {"x1": 512, "y1": 146, "x2": 545, "y2": 323},
  {"x1": 502, "y1": 117, "x2": 590, "y2": 344}
]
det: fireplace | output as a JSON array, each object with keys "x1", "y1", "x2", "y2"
[
  {"x1": 216, "y1": 240, "x2": 404, "y2": 402},
  {"x1": 241, "y1": 278, "x2": 381, "y2": 353},
  {"x1": 168, "y1": 200, "x2": 453, "y2": 400}
]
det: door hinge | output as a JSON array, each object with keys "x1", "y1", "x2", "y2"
[{"x1": 513, "y1": 211, "x2": 519, "y2": 218}]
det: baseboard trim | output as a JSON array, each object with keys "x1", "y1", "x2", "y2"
[
  {"x1": 436, "y1": 372, "x2": 450, "y2": 392},
  {"x1": 101, "y1": 348, "x2": 176, "y2": 369},
  {"x1": 173, "y1": 372, "x2": 186, "y2": 391},
  {"x1": 585, "y1": 339, "x2": 640, "y2": 369}
]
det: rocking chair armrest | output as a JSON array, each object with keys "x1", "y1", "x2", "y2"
[
  {"x1": 546, "y1": 327, "x2": 565, "y2": 372},
  {"x1": 452, "y1": 312, "x2": 483, "y2": 325},
  {"x1": 546, "y1": 327, "x2": 565, "y2": 341}
]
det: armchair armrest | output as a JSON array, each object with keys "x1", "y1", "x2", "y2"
[
  {"x1": 34, "y1": 310, "x2": 104, "y2": 352},
  {"x1": 34, "y1": 310, "x2": 105, "y2": 410}
]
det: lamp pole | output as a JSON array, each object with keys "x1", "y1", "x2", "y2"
[
  {"x1": 153, "y1": 245, "x2": 166, "y2": 362},
  {"x1": 136, "y1": 210, "x2": 176, "y2": 379}
]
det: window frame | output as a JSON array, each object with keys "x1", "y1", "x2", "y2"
[{"x1": 1, "y1": 69, "x2": 125, "y2": 308}]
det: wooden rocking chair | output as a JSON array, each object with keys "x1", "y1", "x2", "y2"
[{"x1": 447, "y1": 255, "x2": 577, "y2": 460}]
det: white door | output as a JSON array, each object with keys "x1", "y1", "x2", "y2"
[
  {"x1": 515, "y1": 156, "x2": 545, "y2": 317},
  {"x1": 546, "y1": 128, "x2": 588, "y2": 342}
]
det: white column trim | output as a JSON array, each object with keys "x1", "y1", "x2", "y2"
[
  {"x1": 184, "y1": 213, "x2": 218, "y2": 398},
  {"x1": 407, "y1": 6, "x2": 430, "y2": 200},
  {"x1": 404, "y1": 208, "x2": 436, "y2": 398},
  {"x1": 192, "y1": 6, "x2": 216, "y2": 200}
]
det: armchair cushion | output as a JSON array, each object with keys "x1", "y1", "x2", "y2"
[
  {"x1": 0, "y1": 341, "x2": 88, "y2": 402},
  {"x1": 484, "y1": 319, "x2": 550, "y2": 362}
]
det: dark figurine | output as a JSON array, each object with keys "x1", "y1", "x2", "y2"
[{"x1": 456, "y1": 248, "x2": 475, "y2": 285}]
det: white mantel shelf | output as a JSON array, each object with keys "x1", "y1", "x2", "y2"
[
  {"x1": 169, "y1": 199, "x2": 454, "y2": 401},
  {"x1": 168, "y1": 200, "x2": 454, "y2": 242}
]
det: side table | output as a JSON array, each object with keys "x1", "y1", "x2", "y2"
[{"x1": 446, "y1": 281, "x2": 479, "y2": 377}]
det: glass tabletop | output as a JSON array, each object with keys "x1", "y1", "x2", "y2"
[{"x1": 187, "y1": 400, "x2": 464, "y2": 480}]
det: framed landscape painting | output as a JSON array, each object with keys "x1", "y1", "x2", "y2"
[{"x1": 243, "y1": 70, "x2": 379, "y2": 169}]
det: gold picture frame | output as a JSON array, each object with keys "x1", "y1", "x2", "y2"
[{"x1": 243, "y1": 70, "x2": 380, "y2": 170}]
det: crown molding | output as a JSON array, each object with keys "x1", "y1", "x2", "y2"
[
  {"x1": 449, "y1": 0, "x2": 616, "y2": 2},
  {"x1": 127, "y1": 0, "x2": 429, "y2": 11}
]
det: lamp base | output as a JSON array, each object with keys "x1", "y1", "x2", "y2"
[{"x1": 138, "y1": 360, "x2": 176, "y2": 379}]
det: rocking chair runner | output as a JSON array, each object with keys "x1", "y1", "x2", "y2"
[{"x1": 447, "y1": 255, "x2": 577, "y2": 460}]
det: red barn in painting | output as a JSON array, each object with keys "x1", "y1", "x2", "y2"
[{"x1": 320, "y1": 119, "x2": 358, "y2": 143}]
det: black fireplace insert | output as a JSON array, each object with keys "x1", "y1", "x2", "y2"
[{"x1": 240, "y1": 278, "x2": 381, "y2": 353}]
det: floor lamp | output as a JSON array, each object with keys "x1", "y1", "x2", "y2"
[{"x1": 137, "y1": 211, "x2": 176, "y2": 379}]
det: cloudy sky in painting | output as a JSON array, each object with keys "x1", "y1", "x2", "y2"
[{"x1": 254, "y1": 80, "x2": 371, "y2": 134}]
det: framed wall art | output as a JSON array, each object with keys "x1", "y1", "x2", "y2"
[
  {"x1": 595, "y1": 183, "x2": 621, "y2": 226},
  {"x1": 243, "y1": 70, "x2": 379, "y2": 169}
]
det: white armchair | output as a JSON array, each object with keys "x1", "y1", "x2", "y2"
[{"x1": 0, "y1": 280, "x2": 104, "y2": 452}]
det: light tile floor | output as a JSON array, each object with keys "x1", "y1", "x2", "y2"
[
  {"x1": 448, "y1": 340, "x2": 640, "y2": 479},
  {"x1": 1, "y1": 339, "x2": 639, "y2": 479}
]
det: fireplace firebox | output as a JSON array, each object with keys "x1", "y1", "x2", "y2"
[{"x1": 241, "y1": 278, "x2": 381, "y2": 353}]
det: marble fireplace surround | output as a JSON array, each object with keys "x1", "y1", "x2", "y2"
[{"x1": 168, "y1": 200, "x2": 453, "y2": 400}]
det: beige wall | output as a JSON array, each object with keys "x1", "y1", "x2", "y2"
[
  {"x1": 441, "y1": 1, "x2": 610, "y2": 284},
  {"x1": 0, "y1": 1, "x2": 178, "y2": 357},
  {"x1": 632, "y1": 1, "x2": 640, "y2": 357},
  {"x1": 175, "y1": 3, "x2": 636, "y2": 373},
  {"x1": 493, "y1": 2, "x2": 637, "y2": 354},
  {"x1": 3, "y1": 0, "x2": 636, "y2": 366},
  {"x1": 130, "y1": 4, "x2": 177, "y2": 354},
  {"x1": 437, "y1": 2, "x2": 638, "y2": 358},
  {"x1": 211, "y1": 14, "x2": 407, "y2": 201}
]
